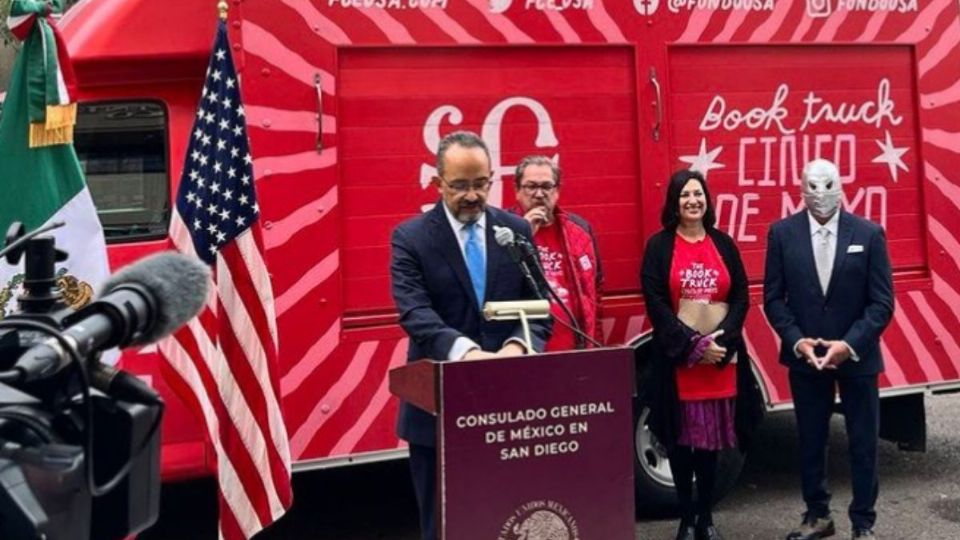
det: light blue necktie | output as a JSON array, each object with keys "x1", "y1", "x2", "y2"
[{"x1": 464, "y1": 222, "x2": 486, "y2": 308}]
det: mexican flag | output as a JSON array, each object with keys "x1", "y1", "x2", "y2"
[{"x1": 0, "y1": 0, "x2": 109, "y2": 318}]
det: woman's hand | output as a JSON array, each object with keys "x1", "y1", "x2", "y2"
[{"x1": 700, "y1": 330, "x2": 727, "y2": 364}]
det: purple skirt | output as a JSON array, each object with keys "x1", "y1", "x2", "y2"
[{"x1": 676, "y1": 398, "x2": 737, "y2": 450}]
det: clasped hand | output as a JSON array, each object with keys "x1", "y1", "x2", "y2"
[
  {"x1": 699, "y1": 330, "x2": 727, "y2": 365},
  {"x1": 798, "y1": 337, "x2": 850, "y2": 371}
]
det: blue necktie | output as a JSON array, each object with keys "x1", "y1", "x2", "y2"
[{"x1": 464, "y1": 222, "x2": 485, "y2": 308}]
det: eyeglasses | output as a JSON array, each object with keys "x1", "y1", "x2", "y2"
[
  {"x1": 519, "y1": 182, "x2": 557, "y2": 195},
  {"x1": 441, "y1": 177, "x2": 492, "y2": 193}
]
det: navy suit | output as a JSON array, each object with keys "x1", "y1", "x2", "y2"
[
  {"x1": 763, "y1": 209, "x2": 894, "y2": 531},
  {"x1": 390, "y1": 202, "x2": 551, "y2": 540}
]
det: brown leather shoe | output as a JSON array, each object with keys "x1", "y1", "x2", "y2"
[{"x1": 785, "y1": 515, "x2": 836, "y2": 540}]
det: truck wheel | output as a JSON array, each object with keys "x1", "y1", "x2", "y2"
[{"x1": 632, "y1": 402, "x2": 746, "y2": 518}]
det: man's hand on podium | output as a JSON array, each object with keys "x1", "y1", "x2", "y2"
[
  {"x1": 461, "y1": 342, "x2": 526, "y2": 360},
  {"x1": 496, "y1": 342, "x2": 526, "y2": 357},
  {"x1": 464, "y1": 349, "x2": 498, "y2": 361}
]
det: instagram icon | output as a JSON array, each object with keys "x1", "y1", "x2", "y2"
[{"x1": 806, "y1": 0, "x2": 831, "y2": 17}]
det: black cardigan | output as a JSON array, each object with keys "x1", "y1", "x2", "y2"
[{"x1": 639, "y1": 227, "x2": 763, "y2": 452}]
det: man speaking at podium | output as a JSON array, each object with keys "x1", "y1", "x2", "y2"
[{"x1": 390, "y1": 131, "x2": 552, "y2": 540}]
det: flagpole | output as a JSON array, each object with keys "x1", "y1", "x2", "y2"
[{"x1": 218, "y1": 0, "x2": 228, "y2": 20}]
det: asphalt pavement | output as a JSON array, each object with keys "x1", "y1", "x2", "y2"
[{"x1": 140, "y1": 392, "x2": 960, "y2": 540}]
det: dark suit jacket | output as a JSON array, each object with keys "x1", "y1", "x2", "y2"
[
  {"x1": 763, "y1": 210, "x2": 894, "y2": 377},
  {"x1": 391, "y1": 202, "x2": 552, "y2": 447},
  {"x1": 639, "y1": 228, "x2": 763, "y2": 451}
]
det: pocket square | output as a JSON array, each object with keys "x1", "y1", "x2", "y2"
[{"x1": 847, "y1": 244, "x2": 864, "y2": 253}]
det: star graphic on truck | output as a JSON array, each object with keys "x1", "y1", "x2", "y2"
[
  {"x1": 872, "y1": 130, "x2": 909, "y2": 183},
  {"x1": 679, "y1": 138, "x2": 724, "y2": 179}
]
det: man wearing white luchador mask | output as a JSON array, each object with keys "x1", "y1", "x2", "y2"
[{"x1": 763, "y1": 159, "x2": 894, "y2": 540}]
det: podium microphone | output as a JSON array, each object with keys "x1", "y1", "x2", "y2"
[
  {"x1": 493, "y1": 225, "x2": 544, "y2": 300},
  {"x1": 492, "y1": 225, "x2": 602, "y2": 349}
]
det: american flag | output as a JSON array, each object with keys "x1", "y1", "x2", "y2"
[{"x1": 158, "y1": 20, "x2": 292, "y2": 540}]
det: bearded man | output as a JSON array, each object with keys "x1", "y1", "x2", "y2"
[{"x1": 763, "y1": 159, "x2": 894, "y2": 540}]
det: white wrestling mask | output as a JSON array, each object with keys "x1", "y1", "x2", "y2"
[{"x1": 802, "y1": 159, "x2": 843, "y2": 220}]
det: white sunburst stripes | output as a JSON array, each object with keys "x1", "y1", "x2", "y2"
[
  {"x1": 908, "y1": 291, "x2": 960, "y2": 376},
  {"x1": 465, "y1": 0, "x2": 534, "y2": 42},
  {"x1": 281, "y1": 319, "x2": 342, "y2": 397},
  {"x1": 918, "y1": 17, "x2": 960, "y2": 76},
  {"x1": 246, "y1": 105, "x2": 336, "y2": 136},
  {"x1": 310, "y1": 0, "x2": 624, "y2": 46},
  {"x1": 923, "y1": 161, "x2": 960, "y2": 206},
  {"x1": 275, "y1": 250, "x2": 340, "y2": 316},
  {"x1": 933, "y1": 272, "x2": 960, "y2": 329},
  {"x1": 893, "y1": 308, "x2": 944, "y2": 381},
  {"x1": 279, "y1": 0, "x2": 351, "y2": 45},
  {"x1": 242, "y1": 20, "x2": 335, "y2": 89},
  {"x1": 263, "y1": 187, "x2": 338, "y2": 250},
  {"x1": 748, "y1": 0, "x2": 793, "y2": 43},
  {"x1": 234, "y1": 8, "x2": 349, "y2": 458},
  {"x1": 678, "y1": 0, "x2": 954, "y2": 45},
  {"x1": 290, "y1": 341, "x2": 379, "y2": 458},
  {"x1": 329, "y1": 339, "x2": 409, "y2": 455}
]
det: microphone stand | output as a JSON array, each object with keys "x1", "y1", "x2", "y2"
[
  {"x1": 518, "y1": 258, "x2": 545, "y2": 303},
  {"x1": 516, "y1": 237, "x2": 603, "y2": 350}
]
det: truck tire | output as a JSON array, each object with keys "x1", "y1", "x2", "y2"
[
  {"x1": 629, "y1": 332, "x2": 746, "y2": 517},
  {"x1": 633, "y1": 403, "x2": 680, "y2": 516}
]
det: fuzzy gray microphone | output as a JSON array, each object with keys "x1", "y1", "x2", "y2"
[
  {"x1": 11, "y1": 253, "x2": 210, "y2": 402},
  {"x1": 98, "y1": 251, "x2": 211, "y2": 346}
]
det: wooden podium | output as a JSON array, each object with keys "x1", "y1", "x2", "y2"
[{"x1": 390, "y1": 348, "x2": 635, "y2": 540}]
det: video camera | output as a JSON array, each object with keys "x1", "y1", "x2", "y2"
[{"x1": 0, "y1": 222, "x2": 209, "y2": 540}]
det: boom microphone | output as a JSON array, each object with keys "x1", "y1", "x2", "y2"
[
  {"x1": 97, "y1": 252, "x2": 210, "y2": 346},
  {"x1": 9, "y1": 253, "x2": 210, "y2": 401}
]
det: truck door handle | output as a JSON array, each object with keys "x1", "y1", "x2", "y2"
[
  {"x1": 649, "y1": 67, "x2": 662, "y2": 142},
  {"x1": 314, "y1": 73, "x2": 323, "y2": 153}
]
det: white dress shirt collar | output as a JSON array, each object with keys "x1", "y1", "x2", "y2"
[
  {"x1": 442, "y1": 202, "x2": 486, "y2": 247},
  {"x1": 807, "y1": 208, "x2": 840, "y2": 237}
]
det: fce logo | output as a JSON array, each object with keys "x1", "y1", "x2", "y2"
[
  {"x1": 490, "y1": 0, "x2": 512, "y2": 13},
  {"x1": 633, "y1": 0, "x2": 660, "y2": 15}
]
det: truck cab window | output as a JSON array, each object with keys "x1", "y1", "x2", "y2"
[{"x1": 74, "y1": 101, "x2": 170, "y2": 242}]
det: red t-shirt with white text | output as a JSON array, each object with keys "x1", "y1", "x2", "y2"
[
  {"x1": 669, "y1": 234, "x2": 737, "y2": 400},
  {"x1": 535, "y1": 224, "x2": 582, "y2": 351}
]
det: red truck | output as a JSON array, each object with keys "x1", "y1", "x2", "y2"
[{"x1": 53, "y1": 0, "x2": 960, "y2": 512}]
